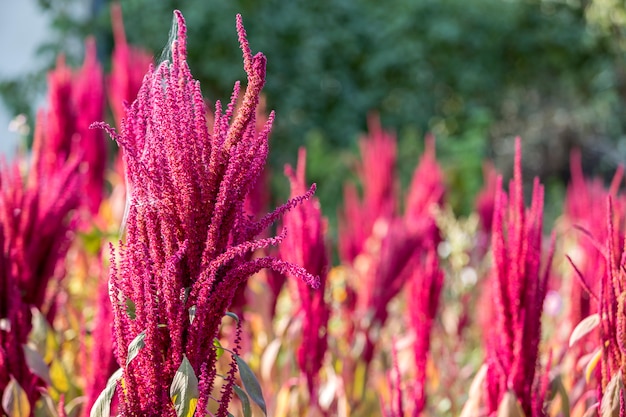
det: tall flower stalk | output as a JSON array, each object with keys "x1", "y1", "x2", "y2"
[
  {"x1": 95, "y1": 11, "x2": 317, "y2": 416},
  {"x1": 0, "y1": 86, "x2": 83, "y2": 410},
  {"x1": 338, "y1": 114, "x2": 397, "y2": 264},
  {"x1": 108, "y1": 2, "x2": 153, "y2": 130},
  {"x1": 565, "y1": 150, "x2": 624, "y2": 334},
  {"x1": 485, "y1": 138, "x2": 554, "y2": 417},
  {"x1": 407, "y1": 247, "x2": 443, "y2": 416},
  {"x1": 42, "y1": 39, "x2": 105, "y2": 216},
  {"x1": 280, "y1": 148, "x2": 330, "y2": 400}
]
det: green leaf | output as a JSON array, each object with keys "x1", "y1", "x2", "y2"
[
  {"x1": 235, "y1": 354, "x2": 266, "y2": 415},
  {"x1": 50, "y1": 357, "x2": 70, "y2": 392},
  {"x1": 126, "y1": 331, "x2": 146, "y2": 367},
  {"x1": 213, "y1": 338, "x2": 224, "y2": 360},
  {"x1": 125, "y1": 298, "x2": 136, "y2": 320},
  {"x1": 2, "y1": 377, "x2": 30, "y2": 417},
  {"x1": 188, "y1": 306, "x2": 196, "y2": 324},
  {"x1": 233, "y1": 385, "x2": 252, "y2": 417},
  {"x1": 170, "y1": 355, "x2": 199, "y2": 417},
  {"x1": 225, "y1": 312, "x2": 239, "y2": 323},
  {"x1": 29, "y1": 307, "x2": 57, "y2": 362},
  {"x1": 90, "y1": 368, "x2": 123, "y2": 417},
  {"x1": 551, "y1": 375, "x2": 570, "y2": 417},
  {"x1": 569, "y1": 314, "x2": 600, "y2": 347},
  {"x1": 22, "y1": 344, "x2": 51, "y2": 385}
]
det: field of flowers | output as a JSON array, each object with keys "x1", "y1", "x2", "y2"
[{"x1": 1, "y1": 6, "x2": 626, "y2": 417}]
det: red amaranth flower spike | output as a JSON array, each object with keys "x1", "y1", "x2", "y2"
[
  {"x1": 82, "y1": 263, "x2": 118, "y2": 417},
  {"x1": 338, "y1": 114, "x2": 397, "y2": 264},
  {"x1": 585, "y1": 197, "x2": 626, "y2": 405},
  {"x1": 38, "y1": 38, "x2": 106, "y2": 216},
  {"x1": 565, "y1": 149, "x2": 625, "y2": 340},
  {"x1": 108, "y1": 2, "x2": 153, "y2": 129},
  {"x1": 475, "y1": 161, "x2": 498, "y2": 234},
  {"x1": 485, "y1": 137, "x2": 554, "y2": 417},
  {"x1": 405, "y1": 133, "x2": 445, "y2": 244},
  {"x1": 0, "y1": 65, "x2": 83, "y2": 408},
  {"x1": 281, "y1": 148, "x2": 330, "y2": 399},
  {"x1": 408, "y1": 246, "x2": 443, "y2": 416},
  {"x1": 94, "y1": 11, "x2": 318, "y2": 416}
]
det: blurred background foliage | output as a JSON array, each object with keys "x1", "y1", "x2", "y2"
[{"x1": 2, "y1": 0, "x2": 626, "y2": 226}]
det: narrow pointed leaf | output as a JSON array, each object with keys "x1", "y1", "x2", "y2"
[
  {"x1": 460, "y1": 364, "x2": 487, "y2": 417},
  {"x1": 125, "y1": 298, "x2": 136, "y2": 320},
  {"x1": 29, "y1": 307, "x2": 57, "y2": 362},
  {"x1": 50, "y1": 357, "x2": 70, "y2": 392},
  {"x1": 235, "y1": 354, "x2": 267, "y2": 415},
  {"x1": 233, "y1": 384, "x2": 252, "y2": 417},
  {"x1": 585, "y1": 346, "x2": 603, "y2": 383},
  {"x1": 23, "y1": 344, "x2": 52, "y2": 385},
  {"x1": 214, "y1": 338, "x2": 224, "y2": 360},
  {"x1": 601, "y1": 372, "x2": 624, "y2": 417},
  {"x1": 170, "y1": 355, "x2": 199, "y2": 417},
  {"x1": 188, "y1": 306, "x2": 196, "y2": 324},
  {"x1": 497, "y1": 391, "x2": 526, "y2": 417},
  {"x1": 225, "y1": 312, "x2": 239, "y2": 323},
  {"x1": 583, "y1": 403, "x2": 599, "y2": 417},
  {"x1": 2, "y1": 377, "x2": 30, "y2": 417},
  {"x1": 126, "y1": 331, "x2": 146, "y2": 367},
  {"x1": 90, "y1": 368, "x2": 123, "y2": 417},
  {"x1": 569, "y1": 314, "x2": 600, "y2": 347}
]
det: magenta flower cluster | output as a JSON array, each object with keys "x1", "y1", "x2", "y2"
[
  {"x1": 95, "y1": 11, "x2": 318, "y2": 416},
  {"x1": 485, "y1": 138, "x2": 554, "y2": 417}
]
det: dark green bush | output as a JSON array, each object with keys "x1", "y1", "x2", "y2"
[{"x1": 3, "y1": 0, "x2": 626, "y2": 224}]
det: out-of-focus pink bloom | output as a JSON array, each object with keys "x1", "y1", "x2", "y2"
[
  {"x1": 356, "y1": 218, "x2": 422, "y2": 363},
  {"x1": 338, "y1": 114, "x2": 397, "y2": 264},
  {"x1": 0, "y1": 226, "x2": 37, "y2": 406},
  {"x1": 281, "y1": 148, "x2": 330, "y2": 398},
  {"x1": 82, "y1": 263, "x2": 118, "y2": 417},
  {"x1": 381, "y1": 341, "x2": 404, "y2": 417},
  {"x1": 338, "y1": 127, "x2": 445, "y2": 373},
  {"x1": 565, "y1": 150, "x2": 624, "y2": 334},
  {"x1": 405, "y1": 133, "x2": 444, "y2": 245},
  {"x1": 95, "y1": 11, "x2": 317, "y2": 416},
  {"x1": 0, "y1": 93, "x2": 82, "y2": 408},
  {"x1": 583, "y1": 198, "x2": 626, "y2": 402},
  {"x1": 74, "y1": 39, "x2": 107, "y2": 215},
  {"x1": 107, "y1": 2, "x2": 153, "y2": 129},
  {"x1": 408, "y1": 247, "x2": 443, "y2": 416},
  {"x1": 475, "y1": 161, "x2": 498, "y2": 234},
  {"x1": 485, "y1": 138, "x2": 554, "y2": 417},
  {"x1": 40, "y1": 39, "x2": 106, "y2": 216}
]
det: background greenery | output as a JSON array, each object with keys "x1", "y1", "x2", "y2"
[{"x1": 3, "y1": 0, "x2": 626, "y2": 226}]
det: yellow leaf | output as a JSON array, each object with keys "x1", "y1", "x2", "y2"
[
  {"x1": 50, "y1": 358, "x2": 70, "y2": 393},
  {"x1": 185, "y1": 398, "x2": 198, "y2": 417},
  {"x1": 1, "y1": 377, "x2": 31, "y2": 417},
  {"x1": 274, "y1": 385, "x2": 291, "y2": 417},
  {"x1": 585, "y1": 347, "x2": 603, "y2": 383}
]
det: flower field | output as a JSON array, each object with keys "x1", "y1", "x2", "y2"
[{"x1": 1, "y1": 6, "x2": 626, "y2": 417}]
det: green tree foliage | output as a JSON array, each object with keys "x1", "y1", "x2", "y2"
[{"x1": 3, "y1": 0, "x2": 625, "y2": 219}]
